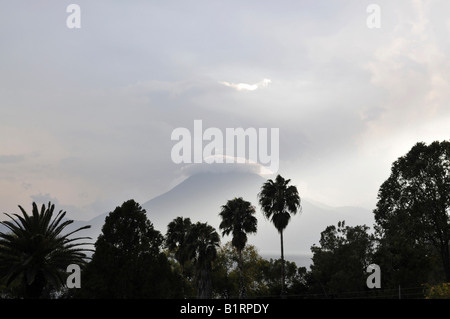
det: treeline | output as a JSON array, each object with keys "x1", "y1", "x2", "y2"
[
  {"x1": 1, "y1": 140, "x2": 450, "y2": 299},
  {"x1": 75, "y1": 199, "x2": 307, "y2": 299}
]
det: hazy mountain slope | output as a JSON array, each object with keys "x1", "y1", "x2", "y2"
[
  {"x1": 0, "y1": 172, "x2": 375, "y2": 268},
  {"x1": 142, "y1": 172, "x2": 265, "y2": 233},
  {"x1": 141, "y1": 172, "x2": 374, "y2": 267}
]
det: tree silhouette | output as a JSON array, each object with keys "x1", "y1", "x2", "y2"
[
  {"x1": 79, "y1": 199, "x2": 181, "y2": 298},
  {"x1": 0, "y1": 202, "x2": 91, "y2": 298},
  {"x1": 185, "y1": 222, "x2": 220, "y2": 299},
  {"x1": 308, "y1": 221, "x2": 374, "y2": 298},
  {"x1": 374, "y1": 141, "x2": 450, "y2": 282},
  {"x1": 258, "y1": 174, "x2": 301, "y2": 296},
  {"x1": 219, "y1": 197, "x2": 257, "y2": 299},
  {"x1": 166, "y1": 217, "x2": 192, "y2": 273},
  {"x1": 166, "y1": 216, "x2": 193, "y2": 296}
]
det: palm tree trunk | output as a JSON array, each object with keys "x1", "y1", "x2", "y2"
[
  {"x1": 197, "y1": 268, "x2": 212, "y2": 299},
  {"x1": 25, "y1": 272, "x2": 46, "y2": 299},
  {"x1": 280, "y1": 230, "x2": 286, "y2": 298},
  {"x1": 238, "y1": 248, "x2": 245, "y2": 299},
  {"x1": 441, "y1": 242, "x2": 450, "y2": 282},
  {"x1": 181, "y1": 264, "x2": 186, "y2": 298}
]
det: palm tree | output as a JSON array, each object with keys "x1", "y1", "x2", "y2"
[
  {"x1": 185, "y1": 222, "x2": 220, "y2": 299},
  {"x1": 0, "y1": 202, "x2": 92, "y2": 298},
  {"x1": 166, "y1": 216, "x2": 192, "y2": 296},
  {"x1": 219, "y1": 197, "x2": 257, "y2": 299},
  {"x1": 258, "y1": 174, "x2": 301, "y2": 296},
  {"x1": 166, "y1": 217, "x2": 192, "y2": 271}
]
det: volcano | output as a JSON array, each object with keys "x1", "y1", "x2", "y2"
[{"x1": 5, "y1": 171, "x2": 374, "y2": 268}]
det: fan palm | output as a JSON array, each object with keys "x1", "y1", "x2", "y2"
[
  {"x1": 219, "y1": 197, "x2": 257, "y2": 298},
  {"x1": 185, "y1": 222, "x2": 220, "y2": 299},
  {"x1": 0, "y1": 202, "x2": 92, "y2": 298},
  {"x1": 166, "y1": 217, "x2": 192, "y2": 273},
  {"x1": 258, "y1": 174, "x2": 300, "y2": 296},
  {"x1": 166, "y1": 216, "x2": 192, "y2": 297}
]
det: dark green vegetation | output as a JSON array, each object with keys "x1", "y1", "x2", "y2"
[
  {"x1": 258, "y1": 175, "x2": 301, "y2": 296},
  {"x1": 219, "y1": 197, "x2": 257, "y2": 299},
  {"x1": 0, "y1": 202, "x2": 92, "y2": 298},
  {"x1": 77, "y1": 200, "x2": 182, "y2": 298},
  {"x1": 1, "y1": 141, "x2": 450, "y2": 299}
]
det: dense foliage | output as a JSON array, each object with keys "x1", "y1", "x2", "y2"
[
  {"x1": 0, "y1": 202, "x2": 91, "y2": 298},
  {"x1": 76, "y1": 199, "x2": 182, "y2": 298}
]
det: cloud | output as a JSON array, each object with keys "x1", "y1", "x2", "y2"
[
  {"x1": 362, "y1": 0, "x2": 450, "y2": 141},
  {"x1": 0, "y1": 154, "x2": 25, "y2": 164},
  {"x1": 3, "y1": 0, "x2": 450, "y2": 218},
  {"x1": 220, "y1": 78, "x2": 272, "y2": 91},
  {"x1": 21, "y1": 182, "x2": 32, "y2": 190},
  {"x1": 180, "y1": 156, "x2": 273, "y2": 177}
]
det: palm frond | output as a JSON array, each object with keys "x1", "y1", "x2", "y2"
[{"x1": 0, "y1": 202, "x2": 92, "y2": 298}]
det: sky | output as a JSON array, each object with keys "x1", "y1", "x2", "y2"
[{"x1": 1, "y1": 0, "x2": 450, "y2": 221}]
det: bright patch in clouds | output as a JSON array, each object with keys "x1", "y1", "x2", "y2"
[{"x1": 220, "y1": 78, "x2": 272, "y2": 91}]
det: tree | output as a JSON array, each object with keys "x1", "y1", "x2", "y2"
[
  {"x1": 212, "y1": 242, "x2": 265, "y2": 298},
  {"x1": 212, "y1": 242, "x2": 307, "y2": 298},
  {"x1": 258, "y1": 174, "x2": 301, "y2": 296},
  {"x1": 373, "y1": 141, "x2": 450, "y2": 282},
  {"x1": 371, "y1": 231, "x2": 434, "y2": 291},
  {"x1": 166, "y1": 217, "x2": 192, "y2": 273},
  {"x1": 0, "y1": 202, "x2": 91, "y2": 298},
  {"x1": 425, "y1": 282, "x2": 450, "y2": 299},
  {"x1": 79, "y1": 199, "x2": 182, "y2": 298},
  {"x1": 219, "y1": 197, "x2": 257, "y2": 299},
  {"x1": 307, "y1": 221, "x2": 375, "y2": 298},
  {"x1": 185, "y1": 222, "x2": 220, "y2": 299},
  {"x1": 260, "y1": 258, "x2": 308, "y2": 298},
  {"x1": 165, "y1": 217, "x2": 193, "y2": 297}
]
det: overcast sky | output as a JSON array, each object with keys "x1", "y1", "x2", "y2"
[{"x1": 1, "y1": 0, "x2": 450, "y2": 221}]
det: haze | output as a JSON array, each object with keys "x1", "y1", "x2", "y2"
[{"x1": 1, "y1": 1, "x2": 450, "y2": 221}]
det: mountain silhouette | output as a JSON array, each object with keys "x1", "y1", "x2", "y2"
[
  {"x1": 140, "y1": 171, "x2": 374, "y2": 268},
  {"x1": 142, "y1": 171, "x2": 265, "y2": 234},
  {"x1": 0, "y1": 171, "x2": 375, "y2": 268}
]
